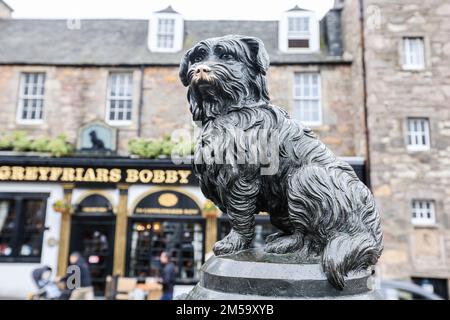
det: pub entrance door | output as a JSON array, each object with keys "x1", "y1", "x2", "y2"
[{"x1": 69, "y1": 215, "x2": 115, "y2": 296}]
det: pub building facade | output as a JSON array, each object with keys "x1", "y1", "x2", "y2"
[
  {"x1": 0, "y1": 157, "x2": 366, "y2": 297},
  {"x1": 0, "y1": 2, "x2": 370, "y2": 297}
]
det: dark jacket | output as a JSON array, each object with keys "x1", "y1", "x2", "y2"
[
  {"x1": 76, "y1": 256, "x2": 92, "y2": 288},
  {"x1": 160, "y1": 262, "x2": 176, "y2": 294}
]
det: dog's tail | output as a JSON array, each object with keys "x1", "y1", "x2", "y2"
[{"x1": 322, "y1": 231, "x2": 382, "y2": 290}]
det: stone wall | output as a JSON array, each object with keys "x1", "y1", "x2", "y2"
[
  {"x1": 355, "y1": 0, "x2": 450, "y2": 283},
  {"x1": 268, "y1": 64, "x2": 362, "y2": 157},
  {"x1": 0, "y1": 63, "x2": 363, "y2": 158}
]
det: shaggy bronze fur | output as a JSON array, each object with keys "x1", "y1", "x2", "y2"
[{"x1": 179, "y1": 35, "x2": 383, "y2": 290}]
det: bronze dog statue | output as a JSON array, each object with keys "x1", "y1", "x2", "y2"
[{"x1": 179, "y1": 35, "x2": 383, "y2": 290}]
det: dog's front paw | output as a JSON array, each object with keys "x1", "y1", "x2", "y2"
[
  {"x1": 264, "y1": 232, "x2": 303, "y2": 254},
  {"x1": 213, "y1": 229, "x2": 251, "y2": 256},
  {"x1": 265, "y1": 231, "x2": 286, "y2": 244}
]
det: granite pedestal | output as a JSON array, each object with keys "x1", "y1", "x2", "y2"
[{"x1": 185, "y1": 249, "x2": 382, "y2": 300}]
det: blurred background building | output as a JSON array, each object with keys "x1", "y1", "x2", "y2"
[{"x1": 0, "y1": 0, "x2": 449, "y2": 298}]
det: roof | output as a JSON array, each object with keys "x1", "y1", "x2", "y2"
[
  {"x1": 154, "y1": 5, "x2": 179, "y2": 14},
  {"x1": 0, "y1": 0, "x2": 13, "y2": 12},
  {"x1": 286, "y1": 5, "x2": 310, "y2": 12},
  {"x1": 0, "y1": 18, "x2": 347, "y2": 66}
]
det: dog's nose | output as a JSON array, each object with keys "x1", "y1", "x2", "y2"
[{"x1": 195, "y1": 65, "x2": 211, "y2": 74}]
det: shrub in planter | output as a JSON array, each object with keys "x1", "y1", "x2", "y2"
[
  {"x1": 129, "y1": 135, "x2": 194, "y2": 159},
  {"x1": 11, "y1": 131, "x2": 32, "y2": 152},
  {"x1": 0, "y1": 135, "x2": 13, "y2": 150},
  {"x1": 129, "y1": 139, "x2": 161, "y2": 158},
  {"x1": 46, "y1": 135, "x2": 73, "y2": 157},
  {"x1": 30, "y1": 136, "x2": 51, "y2": 153}
]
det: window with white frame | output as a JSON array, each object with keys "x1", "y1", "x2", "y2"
[
  {"x1": 411, "y1": 200, "x2": 436, "y2": 225},
  {"x1": 406, "y1": 118, "x2": 430, "y2": 150},
  {"x1": 287, "y1": 16, "x2": 310, "y2": 49},
  {"x1": 148, "y1": 9, "x2": 183, "y2": 53},
  {"x1": 156, "y1": 18, "x2": 175, "y2": 49},
  {"x1": 106, "y1": 72, "x2": 133, "y2": 123},
  {"x1": 17, "y1": 72, "x2": 46, "y2": 122},
  {"x1": 293, "y1": 73, "x2": 322, "y2": 125},
  {"x1": 278, "y1": 9, "x2": 319, "y2": 53},
  {"x1": 403, "y1": 37, "x2": 425, "y2": 70}
]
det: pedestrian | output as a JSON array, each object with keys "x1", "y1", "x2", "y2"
[
  {"x1": 64, "y1": 252, "x2": 94, "y2": 300},
  {"x1": 159, "y1": 251, "x2": 176, "y2": 300}
]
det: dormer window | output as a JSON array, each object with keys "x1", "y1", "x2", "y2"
[
  {"x1": 157, "y1": 18, "x2": 175, "y2": 49},
  {"x1": 148, "y1": 6, "x2": 184, "y2": 53},
  {"x1": 279, "y1": 5, "x2": 319, "y2": 53},
  {"x1": 288, "y1": 16, "x2": 310, "y2": 48}
]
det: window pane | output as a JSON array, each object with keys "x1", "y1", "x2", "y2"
[
  {"x1": 293, "y1": 73, "x2": 321, "y2": 124},
  {"x1": 128, "y1": 221, "x2": 204, "y2": 282},
  {"x1": 18, "y1": 199, "x2": 46, "y2": 257},
  {"x1": 19, "y1": 73, "x2": 46, "y2": 121},
  {"x1": 411, "y1": 200, "x2": 435, "y2": 225},
  {"x1": 157, "y1": 18, "x2": 175, "y2": 49},
  {"x1": 407, "y1": 118, "x2": 429, "y2": 148},
  {"x1": 107, "y1": 72, "x2": 133, "y2": 122},
  {"x1": 288, "y1": 39, "x2": 309, "y2": 49},
  {"x1": 403, "y1": 37, "x2": 425, "y2": 68},
  {"x1": 0, "y1": 200, "x2": 16, "y2": 257}
]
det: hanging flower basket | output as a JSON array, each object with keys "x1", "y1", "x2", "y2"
[
  {"x1": 202, "y1": 200, "x2": 218, "y2": 218},
  {"x1": 52, "y1": 200, "x2": 73, "y2": 214}
]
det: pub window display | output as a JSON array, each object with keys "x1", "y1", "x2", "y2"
[
  {"x1": 0, "y1": 193, "x2": 48, "y2": 262},
  {"x1": 128, "y1": 220, "x2": 204, "y2": 283}
]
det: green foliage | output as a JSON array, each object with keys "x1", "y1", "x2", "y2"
[
  {"x1": 46, "y1": 134, "x2": 73, "y2": 157},
  {"x1": 12, "y1": 131, "x2": 32, "y2": 151},
  {"x1": 30, "y1": 136, "x2": 50, "y2": 153},
  {"x1": 129, "y1": 135, "x2": 194, "y2": 159},
  {"x1": 0, "y1": 131, "x2": 73, "y2": 157},
  {"x1": 0, "y1": 135, "x2": 13, "y2": 150}
]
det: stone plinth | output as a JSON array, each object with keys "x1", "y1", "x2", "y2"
[{"x1": 185, "y1": 249, "x2": 382, "y2": 300}]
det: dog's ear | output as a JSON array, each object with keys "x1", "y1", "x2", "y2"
[
  {"x1": 240, "y1": 36, "x2": 270, "y2": 75},
  {"x1": 179, "y1": 48, "x2": 192, "y2": 87}
]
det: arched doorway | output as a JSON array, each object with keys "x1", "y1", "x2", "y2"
[{"x1": 69, "y1": 193, "x2": 116, "y2": 296}]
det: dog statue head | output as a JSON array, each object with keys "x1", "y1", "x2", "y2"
[{"x1": 179, "y1": 35, "x2": 270, "y2": 122}]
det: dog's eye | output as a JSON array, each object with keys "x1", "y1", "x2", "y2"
[
  {"x1": 220, "y1": 53, "x2": 235, "y2": 61},
  {"x1": 193, "y1": 55, "x2": 204, "y2": 63}
]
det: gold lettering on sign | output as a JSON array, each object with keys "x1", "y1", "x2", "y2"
[
  {"x1": 75, "y1": 168, "x2": 85, "y2": 181},
  {"x1": 61, "y1": 168, "x2": 75, "y2": 181},
  {"x1": 178, "y1": 170, "x2": 191, "y2": 184},
  {"x1": 38, "y1": 167, "x2": 51, "y2": 181},
  {"x1": 153, "y1": 170, "x2": 165, "y2": 183},
  {"x1": 82, "y1": 207, "x2": 108, "y2": 213},
  {"x1": 24, "y1": 167, "x2": 39, "y2": 180},
  {"x1": 139, "y1": 170, "x2": 153, "y2": 183},
  {"x1": 11, "y1": 166, "x2": 25, "y2": 180},
  {"x1": 135, "y1": 208, "x2": 199, "y2": 215},
  {"x1": 109, "y1": 169, "x2": 121, "y2": 183},
  {"x1": 84, "y1": 168, "x2": 96, "y2": 182},
  {"x1": 0, "y1": 166, "x2": 192, "y2": 184},
  {"x1": 125, "y1": 169, "x2": 139, "y2": 183},
  {"x1": 96, "y1": 169, "x2": 109, "y2": 183},
  {"x1": 0, "y1": 166, "x2": 11, "y2": 180},
  {"x1": 165, "y1": 170, "x2": 178, "y2": 184}
]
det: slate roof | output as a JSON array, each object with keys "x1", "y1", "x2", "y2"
[
  {"x1": 155, "y1": 5, "x2": 179, "y2": 14},
  {"x1": 0, "y1": 18, "x2": 348, "y2": 66},
  {"x1": 287, "y1": 5, "x2": 310, "y2": 12}
]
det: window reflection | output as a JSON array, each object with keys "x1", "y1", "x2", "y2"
[
  {"x1": 0, "y1": 195, "x2": 48, "y2": 262},
  {"x1": 0, "y1": 200, "x2": 16, "y2": 257},
  {"x1": 128, "y1": 220, "x2": 204, "y2": 283}
]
